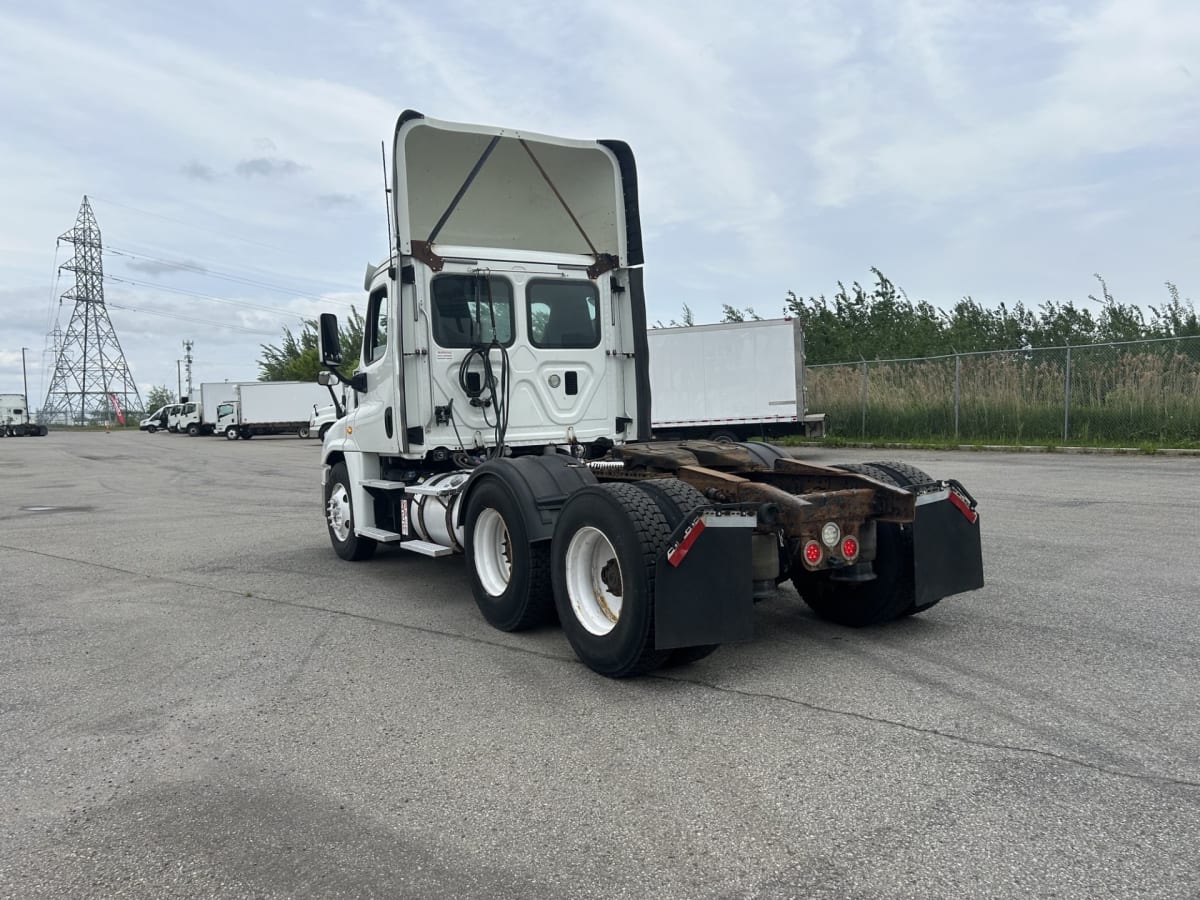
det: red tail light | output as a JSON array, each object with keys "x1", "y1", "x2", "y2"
[
  {"x1": 803, "y1": 540, "x2": 823, "y2": 565},
  {"x1": 841, "y1": 536, "x2": 859, "y2": 561}
]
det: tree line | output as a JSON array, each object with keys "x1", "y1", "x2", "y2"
[{"x1": 724, "y1": 270, "x2": 1199, "y2": 365}]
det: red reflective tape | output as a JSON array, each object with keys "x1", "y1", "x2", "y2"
[
  {"x1": 948, "y1": 490, "x2": 978, "y2": 524},
  {"x1": 666, "y1": 517, "x2": 706, "y2": 567}
]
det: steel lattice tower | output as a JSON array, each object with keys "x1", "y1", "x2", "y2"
[{"x1": 42, "y1": 196, "x2": 143, "y2": 424}]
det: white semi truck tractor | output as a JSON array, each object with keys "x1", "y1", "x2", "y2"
[{"x1": 315, "y1": 111, "x2": 984, "y2": 677}]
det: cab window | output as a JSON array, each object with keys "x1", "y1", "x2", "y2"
[
  {"x1": 431, "y1": 275, "x2": 514, "y2": 347},
  {"x1": 216, "y1": 403, "x2": 233, "y2": 418},
  {"x1": 364, "y1": 286, "x2": 388, "y2": 363},
  {"x1": 527, "y1": 279, "x2": 600, "y2": 349}
]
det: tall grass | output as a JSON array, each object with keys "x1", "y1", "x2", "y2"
[{"x1": 807, "y1": 339, "x2": 1200, "y2": 445}]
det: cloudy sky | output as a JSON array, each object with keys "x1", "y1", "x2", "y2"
[{"x1": 1, "y1": 0, "x2": 1198, "y2": 410}]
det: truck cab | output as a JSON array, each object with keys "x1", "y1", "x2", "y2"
[
  {"x1": 165, "y1": 404, "x2": 184, "y2": 433},
  {"x1": 177, "y1": 401, "x2": 201, "y2": 436}
]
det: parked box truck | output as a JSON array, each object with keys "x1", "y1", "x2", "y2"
[
  {"x1": 216, "y1": 381, "x2": 330, "y2": 440},
  {"x1": 647, "y1": 318, "x2": 825, "y2": 442},
  {"x1": 178, "y1": 382, "x2": 237, "y2": 436}
]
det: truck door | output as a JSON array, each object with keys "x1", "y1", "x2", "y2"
[{"x1": 349, "y1": 282, "x2": 402, "y2": 454}]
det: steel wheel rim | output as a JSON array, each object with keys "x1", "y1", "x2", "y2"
[
  {"x1": 564, "y1": 526, "x2": 622, "y2": 636},
  {"x1": 473, "y1": 508, "x2": 512, "y2": 597},
  {"x1": 327, "y1": 484, "x2": 352, "y2": 542}
]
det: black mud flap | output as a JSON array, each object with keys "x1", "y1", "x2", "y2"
[
  {"x1": 654, "y1": 512, "x2": 756, "y2": 650},
  {"x1": 912, "y1": 485, "x2": 984, "y2": 607}
]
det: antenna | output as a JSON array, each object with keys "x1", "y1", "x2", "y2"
[{"x1": 380, "y1": 141, "x2": 395, "y2": 263}]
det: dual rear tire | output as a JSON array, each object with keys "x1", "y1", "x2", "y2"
[{"x1": 463, "y1": 477, "x2": 714, "y2": 677}]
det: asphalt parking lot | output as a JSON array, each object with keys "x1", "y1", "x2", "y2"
[{"x1": 1, "y1": 431, "x2": 1197, "y2": 899}]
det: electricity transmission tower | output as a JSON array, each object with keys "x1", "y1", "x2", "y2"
[{"x1": 42, "y1": 196, "x2": 143, "y2": 425}]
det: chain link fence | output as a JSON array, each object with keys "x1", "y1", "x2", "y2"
[{"x1": 806, "y1": 335, "x2": 1200, "y2": 445}]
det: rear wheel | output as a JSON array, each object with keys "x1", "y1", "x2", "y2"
[
  {"x1": 792, "y1": 463, "x2": 914, "y2": 627},
  {"x1": 325, "y1": 462, "x2": 376, "y2": 561},
  {"x1": 552, "y1": 483, "x2": 677, "y2": 677},
  {"x1": 464, "y1": 480, "x2": 554, "y2": 631},
  {"x1": 707, "y1": 429, "x2": 740, "y2": 443}
]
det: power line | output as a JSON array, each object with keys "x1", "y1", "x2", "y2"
[
  {"x1": 88, "y1": 195, "x2": 291, "y2": 253},
  {"x1": 103, "y1": 273, "x2": 339, "y2": 321},
  {"x1": 105, "y1": 301, "x2": 281, "y2": 336},
  {"x1": 105, "y1": 246, "x2": 333, "y2": 301}
]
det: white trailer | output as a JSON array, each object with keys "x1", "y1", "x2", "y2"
[
  {"x1": 217, "y1": 381, "x2": 330, "y2": 440},
  {"x1": 647, "y1": 318, "x2": 825, "y2": 442}
]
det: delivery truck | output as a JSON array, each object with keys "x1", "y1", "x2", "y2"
[
  {"x1": 217, "y1": 381, "x2": 330, "y2": 440},
  {"x1": 648, "y1": 318, "x2": 825, "y2": 442},
  {"x1": 178, "y1": 382, "x2": 237, "y2": 436}
]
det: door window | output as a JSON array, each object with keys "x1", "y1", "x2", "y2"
[
  {"x1": 364, "y1": 286, "x2": 388, "y2": 363},
  {"x1": 431, "y1": 274, "x2": 514, "y2": 347},
  {"x1": 527, "y1": 279, "x2": 600, "y2": 349}
]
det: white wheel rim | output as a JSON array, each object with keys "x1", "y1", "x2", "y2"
[
  {"x1": 327, "y1": 484, "x2": 352, "y2": 542},
  {"x1": 473, "y1": 508, "x2": 512, "y2": 597},
  {"x1": 564, "y1": 526, "x2": 622, "y2": 636}
]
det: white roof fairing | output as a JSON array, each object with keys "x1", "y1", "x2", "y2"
[{"x1": 392, "y1": 114, "x2": 628, "y2": 264}]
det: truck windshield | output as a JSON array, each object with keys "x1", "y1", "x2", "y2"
[
  {"x1": 430, "y1": 274, "x2": 514, "y2": 347},
  {"x1": 217, "y1": 403, "x2": 233, "y2": 418}
]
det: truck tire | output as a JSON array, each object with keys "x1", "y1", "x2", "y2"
[
  {"x1": 863, "y1": 460, "x2": 943, "y2": 617},
  {"x1": 464, "y1": 479, "x2": 555, "y2": 631},
  {"x1": 325, "y1": 462, "x2": 377, "y2": 561},
  {"x1": 187, "y1": 423, "x2": 200, "y2": 437},
  {"x1": 707, "y1": 429, "x2": 740, "y2": 443},
  {"x1": 147, "y1": 425, "x2": 157, "y2": 434},
  {"x1": 225, "y1": 426, "x2": 239, "y2": 440},
  {"x1": 241, "y1": 429, "x2": 253, "y2": 440},
  {"x1": 791, "y1": 463, "x2": 915, "y2": 627},
  {"x1": 298, "y1": 425, "x2": 311, "y2": 439},
  {"x1": 551, "y1": 483, "x2": 675, "y2": 677},
  {"x1": 635, "y1": 479, "x2": 721, "y2": 668}
]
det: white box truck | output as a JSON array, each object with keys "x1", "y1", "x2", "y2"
[
  {"x1": 647, "y1": 318, "x2": 825, "y2": 442},
  {"x1": 216, "y1": 381, "x2": 330, "y2": 440},
  {"x1": 178, "y1": 382, "x2": 237, "y2": 436}
]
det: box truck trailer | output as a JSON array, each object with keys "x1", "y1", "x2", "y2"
[
  {"x1": 648, "y1": 318, "x2": 825, "y2": 442},
  {"x1": 217, "y1": 381, "x2": 331, "y2": 440}
]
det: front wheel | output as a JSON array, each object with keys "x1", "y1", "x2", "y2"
[
  {"x1": 464, "y1": 480, "x2": 554, "y2": 631},
  {"x1": 225, "y1": 426, "x2": 239, "y2": 441},
  {"x1": 551, "y1": 483, "x2": 676, "y2": 677},
  {"x1": 325, "y1": 462, "x2": 377, "y2": 561},
  {"x1": 147, "y1": 425, "x2": 157, "y2": 434},
  {"x1": 298, "y1": 425, "x2": 311, "y2": 439},
  {"x1": 187, "y1": 423, "x2": 200, "y2": 437}
]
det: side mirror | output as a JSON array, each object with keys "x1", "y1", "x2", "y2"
[
  {"x1": 317, "y1": 370, "x2": 340, "y2": 386},
  {"x1": 318, "y1": 313, "x2": 342, "y2": 367}
]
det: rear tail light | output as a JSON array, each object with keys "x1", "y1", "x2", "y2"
[
  {"x1": 803, "y1": 540, "x2": 823, "y2": 566},
  {"x1": 841, "y1": 536, "x2": 859, "y2": 561}
]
